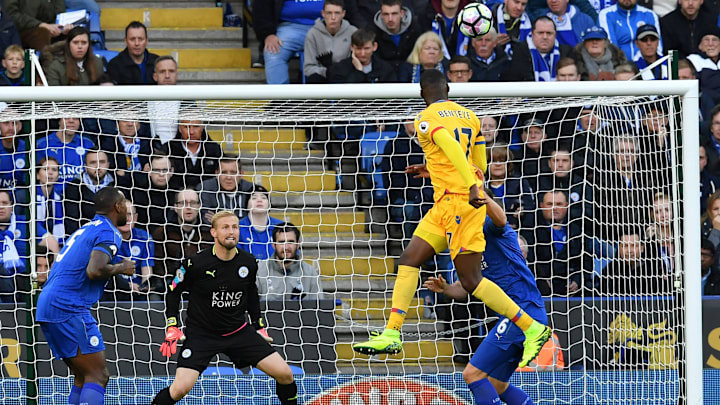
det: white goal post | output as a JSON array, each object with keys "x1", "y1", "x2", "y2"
[{"x1": 0, "y1": 80, "x2": 702, "y2": 404}]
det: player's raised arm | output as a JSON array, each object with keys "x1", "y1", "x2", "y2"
[
  {"x1": 86, "y1": 251, "x2": 135, "y2": 280},
  {"x1": 482, "y1": 191, "x2": 508, "y2": 228},
  {"x1": 160, "y1": 263, "x2": 189, "y2": 357},
  {"x1": 471, "y1": 134, "x2": 487, "y2": 175}
]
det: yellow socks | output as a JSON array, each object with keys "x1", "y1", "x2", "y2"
[
  {"x1": 472, "y1": 278, "x2": 534, "y2": 331},
  {"x1": 387, "y1": 265, "x2": 420, "y2": 331}
]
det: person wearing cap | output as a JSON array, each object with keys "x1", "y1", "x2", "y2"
[
  {"x1": 633, "y1": 24, "x2": 668, "y2": 80},
  {"x1": 237, "y1": 185, "x2": 283, "y2": 261},
  {"x1": 598, "y1": 0, "x2": 662, "y2": 61},
  {"x1": 537, "y1": 0, "x2": 595, "y2": 47},
  {"x1": 660, "y1": 0, "x2": 719, "y2": 59},
  {"x1": 688, "y1": 26, "x2": 720, "y2": 120},
  {"x1": 573, "y1": 25, "x2": 627, "y2": 81},
  {"x1": 505, "y1": 16, "x2": 575, "y2": 82}
]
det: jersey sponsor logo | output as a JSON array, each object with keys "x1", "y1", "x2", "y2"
[
  {"x1": 212, "y1": 291, "x2": 243, "y2": 308},
  {"x1": 182, "y1": 348, "x2": 192, "y2": 358},
  {"x1": 130, "y1": 245, "x2": 141, "y2": 256},
  {"x1": 206, "y1": 270, "x2": 216, "y2": 278},
  {"x1": 418, "y1": 121, "x2": 429, "y2": 133},
  {"x1": 306, "y1": 377, "x2": 470, "y2": 405},
  {"x1": 455, "y1": 215, "x2": 461, "y2": 224},
  {"x1": 89, "y1": 336, "x2": 100, "y2": 347},
  {"x1": 238, "y1": 266, "x2": 249, "y2": 278},
  {"x1": 14, "y1": 158, "x2": 25, "y2": 169}
]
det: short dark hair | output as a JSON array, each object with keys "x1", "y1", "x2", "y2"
[
  {"x1": 711, "y1": 104, "x2": 720, "y2": 121},
  {"x1": 219, "y1": 153, "x2": 242, "y2": 170},
  {"x1": 0, "y1": 189, "x2": 13, "y2": 203},
  {"x1": 95, "y1": 186, "x2": 125, "y2": 213},
  {"x1": 677, "y1": 59, "x2": 696, "y2": 75},
  {"x1": 448, "y1": 55, "x2": 472, "y2": 67},
  {"x1": 702, "y1": 238, "x2": 716, "y2": 256},
  {"x1": 150, "y1": 152, "x2": 173, "y2": 168},
  {"x1": 154, "y1": 55, "x2": 177, "y2": 70},
  {"x1": 93, "y1": 73, "x2": 115, "y2": 85},
  {"x1": 557, "y1": 57, "x2": 577, "y2": 71},
  {"x1": 381, "y1": 0, "x2": 403, "y2": 7},
  {"x1": 324, "y1": 0, "x2": 345, "y2": 9},
  {"x1": 84, "y1": 146, "x2": 107, "y2": 159},
  {"x1": 125, "y1": 21, "x2": 148, "y2": 38},
  {"x1": 272, "y1": 222, "x2": 301, "y2": 242},
  {"x1": 351, "y1": 28, "x2": 376, "y2": 47},
  {"x1": 532, "y1": 16, "x2": 556, "y2": 32},
  {"x1": 616, "y1": 225, "x2": 643, "y2": 240},
  {"x1": 420, "y1": 68, "x2": 447, "y2": 90}
]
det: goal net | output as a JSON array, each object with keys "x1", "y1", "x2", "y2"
[{"x1": 0, "y1": 82, "x2": 701, "y2": 405}]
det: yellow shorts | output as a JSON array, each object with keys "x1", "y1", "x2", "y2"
[{"x1": 413, "y1": 193, "x2": 487, "y2": 260}]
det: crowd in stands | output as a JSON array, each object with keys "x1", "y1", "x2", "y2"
[{"x1": 0, "y1": 0, "x2": 717, "y2": 309}]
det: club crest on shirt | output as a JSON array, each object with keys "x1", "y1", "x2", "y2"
[
  {"x1": 75, "y1": 146, "x2": 85, "y2": 156},
  {"x1": 14, "y1": 158, "x2": 25, "y2": 169},
  {"x1": 238, "y1": 266, "x2": 249, "y2": 278},
  {"x1": 131, "y1": 245, "x2": 141, "y2": 256},
  {"x1": 89, "y1": 336, "x2": 99, "y2": 347},
  {"x1": 182, "y1": 349, "x2": 192, "y2": 358}
]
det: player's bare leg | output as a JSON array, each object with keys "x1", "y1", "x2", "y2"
[
  {"x1": 256, "y1": 352, "x2": 298, "y2": 405},
  {"x1": 64, "y1": 350, "x2": 109, "y2": 405},
  {"x1": 453, "y1": 252, "x2": 551, "y2": 367},
  {"x1": 353, "y1": 235, "x2": 436, "y2": 355},
  {"x1": 63, "y1": 358, "x2": 84, "y2": 405},
  {"x1": 152, "y1": 367, "x2": 199, "y2": 405}
]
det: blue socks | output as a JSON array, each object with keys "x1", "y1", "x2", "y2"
[
  {"x1": 68, "y1": 385, "x2": 82, "y2": 405},
  {"x1": 78, "y1": 382, "x2": 105, "y2": 405},
  {"x1": 468, "y1": 379, "x2": 500, "y2": 405},
  {"x1": 499, "y1": 384, "x2": 534, "y2": 405}
]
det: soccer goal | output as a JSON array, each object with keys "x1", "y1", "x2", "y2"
[{"x1": 0, "y1": 80, "x2": 702, "y2": 405}]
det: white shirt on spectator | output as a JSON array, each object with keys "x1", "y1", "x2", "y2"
[{"x1": 147, "y1": 100, "x2": 180, "y2": 144}]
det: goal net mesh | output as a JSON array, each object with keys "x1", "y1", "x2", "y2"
[{"x1": 0, "y1": 93, "x2": 688, "y2": 404}]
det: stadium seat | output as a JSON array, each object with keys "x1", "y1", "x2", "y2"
[
  {"x1": 65, "y1": 9, "x2": 105, "y2": 50},
  {"x1": 360, "y1": 131, "x2": 399, "y2": 204},
  {"x1": 202, "y1": 366, "x2": 243, "y2": 376},
  {"x1": 95, "y1": 50, "x2": 119, "y2": 69},
  {"x1": 248, "y1": 365, "x2": 304, "y2": 375}
]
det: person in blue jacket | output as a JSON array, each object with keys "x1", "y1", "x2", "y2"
[
  {"x1": 537, "y1": 0, "x2": 595, "y2": 47},
  {"x1": 598, "y1": 0, "x2": 662, "y2": 60},
  {"x1": 237, "y1": 185, "x2": 283, "y2": 261}
]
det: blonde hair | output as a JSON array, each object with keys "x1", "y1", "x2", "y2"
[
  {"x1": 211, "y1": 210, "x2": 238, "y2": 229},
  {"x1": 4, "y1": 45, "x2": 23, "y2": 59},
  {"x1": 407, "y1": 31, "x2": 444, "y2": 65}
]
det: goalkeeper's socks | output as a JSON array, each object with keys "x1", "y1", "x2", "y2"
[
  {"x1": 468, "y1": 379, "x2": 500, "y2": 405},
  {"x1": 499, "y1": 384, "x2": 535, "y2": 405},
  {"x1": 471, "y1": 278, "x2": 533, "y2": 331},
  {"x1": 151, "y1": 387, "x2": 178, "y2": 405},
  {"x1": 277, "y1": 381, "x2": 298, "y2": 405},
  {"x1": 68, "y1": 384, "x2": 82, "y2": 405},
  {"x1": 78, "y1": 382, "x2": 105, "y2": 405},
  {"x1": 388, "y1": 265, "x2": 420, "y2": 331}
]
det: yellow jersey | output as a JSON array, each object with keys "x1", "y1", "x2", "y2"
[{"x1": 414, "y1": 100, "x2": 484, "y2": 202}]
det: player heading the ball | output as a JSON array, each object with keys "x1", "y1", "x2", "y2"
[{"x1": 152, "y1": 211, "x2": 298, "y2": 405}]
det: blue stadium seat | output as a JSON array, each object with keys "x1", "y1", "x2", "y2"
[
  {"x1": 95, "y1": 50, "x2": 119, "y2": 70},
  {"x1": 202, "y1": 366, "x2": 243, "y2": 376},
  {"x1": 248, "y1": 365, "x2": 304, "y2": 375},
  {"x1": 360, "y1": 131, "x2": 399, "y2": 204}
]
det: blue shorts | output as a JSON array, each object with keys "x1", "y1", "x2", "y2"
[
  {"x1": 470, "y1": 305, "x2": 548, "y2": 382},
  {"x1": 39, "y1": 313, "x2": 105, "y2": 359}
]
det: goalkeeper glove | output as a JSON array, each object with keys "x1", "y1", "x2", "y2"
[
  {"x1": 316, "y1": 51, "x2": 333, "y2": 69},
  {"x1": 159, "y1": 317, "x2": 185, "y2": 357},
  {"x1": 253, "y1": 317, "x2": 273, "y2": 343}
]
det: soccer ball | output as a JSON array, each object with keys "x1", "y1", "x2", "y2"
[{"x1": 457, "y1": 3, "x2": 493, "y2": 38}]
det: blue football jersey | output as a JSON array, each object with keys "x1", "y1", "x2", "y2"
[
  {"x1": 237, "y1": 215, "x2": 283, "y2": 261},
  {"x1": 481, "y1": 218, "x2": 544, "y2": 311},
  {"x1": 36, "y1": 215, "x2": 121, "y2": 322},
  {"x1": 117, "y1": 227, "x2": 155, "y2": 285},
  {"x1": 0, "y1": 139, "x2": 28, "y2": 189},
  {"x1": 36, "y1": 132, "x2": 95, "y2": 187}
]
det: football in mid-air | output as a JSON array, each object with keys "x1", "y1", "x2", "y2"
[{"x1": 457, "y1": 3, "x2": 493, "y2": 38}]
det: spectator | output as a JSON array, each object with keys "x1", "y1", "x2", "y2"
[
  {"x1": 36, "y1": 156, "x2": 64, "y2": 254},
  {"x1": 147, "y1": 56, "x2": 179, "y2": 145},
  {"x1": 677, "y1": 58, "x2": 697, "y2": 80},
  {"x1": 197, "y1": 154, "x2": 255, "y2": 225},
  {"x1": 466, "y1": 28, "x2": 511, "y2": 82},
  {"x1": 256, "y1": 222, "x2": 324, "y2": 301},
  {"x1": 637, "y1": 101, "x2": 671, "y2": 173},
  {"x1": 348, "y1": 0, "x2": 424, "y2": 29},
  {"x1": 556, "y1": 56, "x2": 580, "y2": 80},
  {"x1": 526, "y1": 0, "x2": 598, "y2": 20},
  {"x1": 36, "y1": 245, "x2": 53, "y2": 286},
  {"x1": 303, "y1": 0, "x2": 357, "y2": 84},
  {"x1": 521, "y1": 189, "x2": 589, "y2": 296},
  {"x1": 492, "y1": 0, "x2": 532, "y2": 46},
  {"x1": 574, "y1": 25, "x2": 627, "y2": 81},
  {"x1": 46, "y1": 26, "x2": 102, "y2": 86},
  {"x1": 598, "y1": 0, "x2": 662, "y2": 61},
  {"x1": 480, "y1": 116, "x2": 500, "y2": 148},
  {"x1": 538, "y1": 0, "x2": 594, "y2": 47},
  {"x1": 238, "y1": 185, "x2": 283, "y2": 260},
  {"x1": 702, "y1": 238, "x2": 720, "y2": 295},
  {"x1": 660, "y1": 0, "x2": 718, "y2": 59},
  {"x1": 108, "y1": 199, "x2": 156, "y2": 299},
  {"x1": 633, "y1": 25, "x2": 667, "y2": 80},
  {"x1": 100, "y1": 120, "x2": 152, "y2": 187},
  {"x1": 0, "y1": 116, "x2": 28, "y2": 192},
  {"x1": 701, "y1": 145, "x2": 720, "y2": 212},
  {"x1": 486, "y1": 145, "x2": 535, "y2": 228},
  {"x1": 128, "y1": 154, "x2": 177, "y2": 233},
  {"x1": 702, "y1": 105, "x2": 720, "y2": 176},
  {"x1": 702, "y1": 190, "x2": 720, "y2": 243},
  {"x1": 63, "y1": 148, "x2": 114, "y2": 235},
  {"x1": 445, "y1": 54, "x2": 472, "y2": 82},
  {"x1": 398, "y1": 31, "x2": 446, "y2": 82},
  {"x1": 151, "y1": 188, "x2": 213, "y2": 287},
  {"x1": 613, "y1": 62, "x2": 638, "y2": 80},
  {"x1": 3, "y1": 0, "x2": 67, "y2": 51},
  {"x1": 687, "y1": 27, "x2": 720, "y2": 120},
  {"x1": 0, "y1": 44, "x2": 23, "y2": 86},
  {"x1": 600, "y1": 226, "x2": 668, "y2": 295},
  {"x1": 506, "y1": 16, "x2": 575, "y2": 81},
  {"x1": 328, "y1": 27, "x2": 396, "y2": 83},
  {"x1": 421, "y1": 0, "x2": 473, "y2": 59},
  {"x1": 0, "y1": 189, "x2": 26, "y2": 303},
  {"x1": 107, "y1": 21, "x2": 159, "y2": 85},
  {"x1": 168, "y1": 118, "x2": 222, "y2": 190},
  {"x1": 253, "y1": 0, "x2": 323, "y2": 84},
  {"x1": 514, "y1": 118, "x2": 549, "y2": 181},
  {"x1": 0, "y1": 5, "x2": 21, "y2": 58},
  {"x1": 646, "y1": 192, "x2": 674, "y2": 273},
  {"x1": 537, "y1": 144, "x2": 593, "y2": 220},
  {"x1": 371, "y1": 0, "x2": 422, "y2": 70},
  {"x1": 36, "y1": 117, "x2": 95, "y2": 188}
]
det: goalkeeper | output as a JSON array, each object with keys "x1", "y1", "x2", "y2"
[{"x1": 152, "y1": 211, "x2": 298, "y2": 405}]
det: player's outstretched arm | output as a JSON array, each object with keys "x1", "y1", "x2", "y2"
[
  {"x1": 471, "y1": 139, "x2": 487, "y2": 175},
  {"x1": 86, "y1": 251, "x2": 136, "y2": 280},
  {"x1": 482, "y1": 193, "x2": 508, "y2": 228},
  {"x1": 423, "y1": 275, "x2": 468, "y2": 300},
  {"x1": 433, "y1": 128, "x2": 484, "y2": 208}
]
